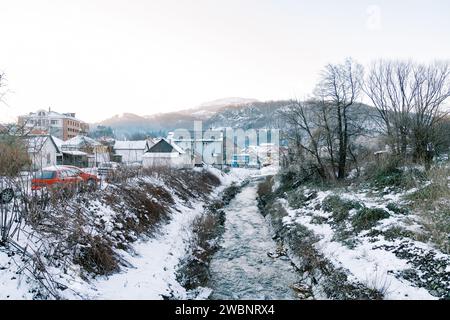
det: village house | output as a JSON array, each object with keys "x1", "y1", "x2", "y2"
[
  {"x1": 61, "y1": 135, "x2": 110, "y2": 167},
  {"x1": 113, "y1": 140, "x2": 153, "y2": 164},
  {"x1": 142, "y1": 138, "x2": 193, "y2": 169},
  {"x1": 25, "y1": 135, "x2": 60, "y2": 171},
  {"x1": 167, "y1": 130, "x2": 224, "y2": 167},
  {"x1": 18, "y1": 108, "x2": 89, "y2": 141}
]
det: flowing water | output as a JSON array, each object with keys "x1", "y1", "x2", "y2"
[{"x1": 208, "y1": 181, "x2": 300, "y2": 300}]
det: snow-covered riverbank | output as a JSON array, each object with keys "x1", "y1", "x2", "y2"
[
  {"x1": 208, "y1": 182, "x2": 300, "y2": 300},
  {"x1": 0, "y1": 168, "x2": 260, "y2": 299}
]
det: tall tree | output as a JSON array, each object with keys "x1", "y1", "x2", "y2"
[
  {"x1": 365, "y1": 60, "x2": 450, "y2": 166},
  {"x1": 315, "y1": 58, "x2": 364, "y2": 179}
]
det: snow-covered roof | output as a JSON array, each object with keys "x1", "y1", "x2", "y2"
[
  {"x1": 63, "y1": 135, "x2": 101, "y2": 147},
  {"x1": 25, "y1": 135, "x2": 59, "y2": 153},
  {"x1": 114, "y1": 140, "x2": 148, "y2": 150},
  {"x1": 145, "y1": 138, "x2": 185, "y2": 154},
  {"x1": 62, "y1": 150, "x2": 88, "y2": 156},
  {"x1": 51, "y1": 136, "x2": 64, "y2": 149},
  {"x1": 171, "y1": 141, "x2": 186, "y2": 154},
  {"x1": 27, "y1": 109, "x2": 85, "y2": 122}
]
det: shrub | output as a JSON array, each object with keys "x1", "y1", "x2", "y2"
[
  {"x1": 406, "y1": 183, "x2": 449, "y2": 204},
  {"x1": 386, "y1": 202, "x2": 409, "y2": 215},
  {"x1": 0, "y1": 136, "x2": 31, "y2": 177},
  {"x1": 74, "y1": 234, "x2": 118, "y2": 275},
  {"x1": 287, "y1": 189, "x2": 317, "y2": 209},
  {"x1": 366, "y1": 156, "x2": 424, "y2": 190},
  {"x1": 257, "y1": 177, "x2": 277, "y2": 213},
  {"x1": 352, "y1": 207, "x2": 390, "y2": 232},
  {"x1": 382, "y1": 226, "x2": 415, "y2": 241},
  {"x1": 403, "y1": 166, "x2": 450, "y2": 253},
  {"x1": 322, "y1": 195, "x2": 362, "y2": 223}
]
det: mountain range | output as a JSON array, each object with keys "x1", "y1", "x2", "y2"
[
  {"x1": 94, "y1": 98, "x2": 290, "y2": 138},
  {"x1": 93, "y1": 97, "x2": 378, "y2": 139}
]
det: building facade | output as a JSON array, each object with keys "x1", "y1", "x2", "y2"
[
  {"x1": 142, "y1": 138, "x2": 193, "y2": 169},
  {"x1": 18, "y1": 109, "x2": 89, "y2": 141},
  {"x1": 25, "y1": 135, "x2": 60, "y2": 171},
  {"x1": 167, "y1": 130, "x2": 224, "y2": 167},
  {"x1": 113, "y1": 140, "x2": 153, "y2": 164}
]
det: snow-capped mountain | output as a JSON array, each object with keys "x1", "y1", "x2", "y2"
[
  {"x1": 94, "y1": 98, "x2": 282, "y2": 136},
  {"x1": 95, "y1": 99, "x2": 380, "y2": 139}
]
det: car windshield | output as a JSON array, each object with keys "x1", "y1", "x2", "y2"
[
  {"x1": 35, "y1": 171, "x2": 56, "y2": 179},
  {"x1": 67, "y1": 168, "x2": 81, "y2": 175},
  {"x1": 64, "y1": 169, "x2": 79, "y2": 177}
]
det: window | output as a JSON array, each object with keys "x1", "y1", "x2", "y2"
[
  {"x1": 46, "y1": 153, "x2": 51, "y2": 165},
  {"x1": 66, "y1": 169, "x2": 79, "y2": 177},
  {"x1": 35, "y1": 171, "x2": 56, "y2": 179},
  {"x1": 51, "y1": 120, "x2": 58, "y2": 125}
]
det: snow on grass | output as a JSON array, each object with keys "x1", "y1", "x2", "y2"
[
  {"x1": 0, "y1": 168, "x2": 254, "y2": 300},
  {"x1": 281, "y1": 188, "x2": 440, "y2": 300},
  {"x1": 91, "y1": 200, "x2": 206, "y2": 299},
  {"x1": 0, "y1": 251, "x2": 35, "y2": 299},
  {"x1": 91, "y1": 168, "x2": 255, "y2": 299}
]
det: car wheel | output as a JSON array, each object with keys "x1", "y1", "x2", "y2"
[
  {"x1": 0, "y1": 188, "x2": 14, "y2": 204},
  {"x1": 87, "y1": 179, "x2": 97, "y2": 190}
]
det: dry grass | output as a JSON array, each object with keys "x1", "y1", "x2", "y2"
[
  {"x1": 21, "y1": 168, "x2": 222, "y2": 278},
  {"x1": 406, "y1": 165, "x2": 450, "y2": 253}
]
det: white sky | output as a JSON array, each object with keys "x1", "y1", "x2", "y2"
[{"x1": 1, "y1": 0, "x2": 449, "y2": 123}]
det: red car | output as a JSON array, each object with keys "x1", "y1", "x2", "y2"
[
  {"x1": 62, "y1": 165, "x2": 99, "y2": 188},
  {"x1": 31, "y1": 166, "x2": 98, "y2": 191}
]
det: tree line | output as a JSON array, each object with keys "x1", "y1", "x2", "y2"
[{"x1": 281, "y1": 58, "x2": 450, "y2": 181}]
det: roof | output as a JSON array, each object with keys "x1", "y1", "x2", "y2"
[
  {"x1": 25, "y1": 135, "x2": 60, "y2": 153},
  {"x1": 63, "y1": 135, "x2": 101, "y2": 147},
  {"x1": 146, "y1": 138, "x2": 185, "y2": 154},
  {"x1": 25, "y1": 109, "x2": 86, "y2": 122},
  {"x1": 51, "y1": 135, "x2": 64, "y2": 150},
  {"x1": 62, "y1": 150, "x2": 88, "y2": 156},
  {"x1": 114, "y1": 140, "x2": 149, "y2": 150}
]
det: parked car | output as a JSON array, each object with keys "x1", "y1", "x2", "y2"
[
  {"x1": 61, "y1": 165, "x2": 99, "y2": 189},
  {"x1": 31, "y1": 166, "x2": 84, "y2": 191}
]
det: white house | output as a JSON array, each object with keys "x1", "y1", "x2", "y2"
[
  {"x1": 142, "y1": 138, "x2": 193, "y2": 169},
  {"x1": 167, "y1": 130, "x2": 224, "y2": 167},
  {"x1": 114, "y1": 140, "x2": 153, "y2": 164},
  {"x1": 25, "y1": 135, "x2": 60, "y2": 170}
]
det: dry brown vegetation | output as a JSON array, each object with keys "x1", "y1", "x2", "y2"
[{"x1": 18, "y1": 168, "x2": 222, "y2": 283}]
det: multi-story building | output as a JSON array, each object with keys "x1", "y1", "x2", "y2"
[{"x1": 18, "y1": 109, "x2": 89, "y2": 141}]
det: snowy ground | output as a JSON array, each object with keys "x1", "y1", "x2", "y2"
[
  {"x1": 91, "y1": 167, "x2": 260, "y2": 299},
  {"x1": 0, "y1": 167, "x2": 260, "y2": 300},
  {"x1": 278, "y1": 186, "x2": 450, "y2": 300}
]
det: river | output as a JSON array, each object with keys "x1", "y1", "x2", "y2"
[{"x1": 208, "y1": 180, "x2": 300, "y2": 300}]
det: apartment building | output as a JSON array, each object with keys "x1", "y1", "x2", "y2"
[{"x1": 18, "y1": 109, "x2": 89, "y2": 141}]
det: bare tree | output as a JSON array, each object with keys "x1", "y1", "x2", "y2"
[
  {"x1": 365, "y1": 60, "x2": 450, "y2": 166},
  {"x1": 280, "y1": 99, "x2": 328, "y2": 180},
  {"x1": 315, "y1": 58, "x2": 364, "y2": 179},
  {"x1": 411, "y1": 62, "x2": 450, "y2": 164}
]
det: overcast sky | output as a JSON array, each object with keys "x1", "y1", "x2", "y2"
[{"x1": 1, "y1": 0, "x2": 449, "y2": 123}]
